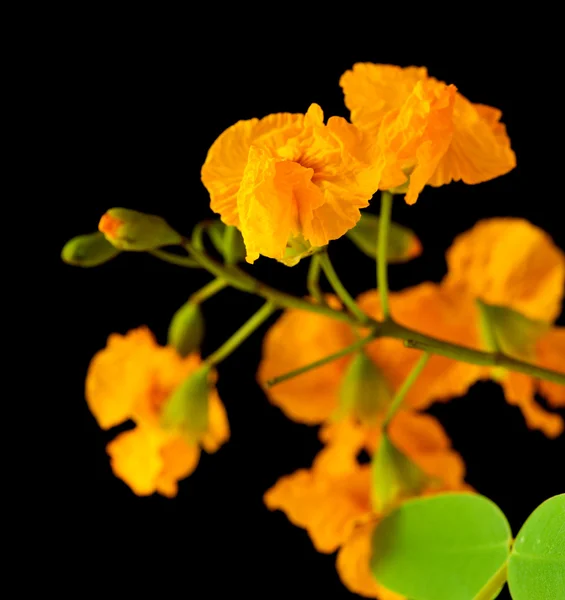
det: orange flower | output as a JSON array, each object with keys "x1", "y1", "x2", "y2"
[
  {"x1": 258, "y1": 218, "x2": 565, "y2": 437},
  {"x1": 201, "y1": 104, "x2": 381, "y2": 265},
  {"x1": 442, "y1": 217, "x2": 565, "y2": 437},
  {"x1": 86, "y1": 327, "x2": 229, "y2": 496},
  {"x1": 264, "y1": 413, "x2": 468, "y2": 598},
  {"x1": 340, "y1": 63, "x2": 516, "y2": 204}
]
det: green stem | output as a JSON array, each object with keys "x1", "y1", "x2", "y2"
[
  {"x1": 377, "y1": 191, "x2": 393, "y2": 318},
  {"x1": 307, "y1": 253, "x2": 325, "y2": 304},
  {"x1": 472, "y1": 562, "x2": 508, "y2": 600},
  {"x1": 318, "y1": 251, "x2": 369, "y2": 323},
  {"x1": 185, "y1": 240, "x2": 355, "y2": 324},
  {"x1": 224, "y1": 225, "x2": 239, "y2": 265},
  {"x1": 184, "y1": 240, "x2": 565, "y2": 387},
  {"x1": 205, "y1": 301, "x2": 277, "y2": 367},
  {"x1": 383, "y1": 352, "x2": 431, "y2": 428},
  {"x1": 266, "y1": 334, "x2": 375, "y2": 387},
  {"x1": 149, "y1": 249, "x2": 199, "y2": 268},
  {"x1": 189, "y1": 278, "x2": 228, "y2": 305}
]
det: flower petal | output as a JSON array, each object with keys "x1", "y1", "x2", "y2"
[
  {"x1": 236, "y1": 147, "x2": 324, "y2": 263},
  {"x1": 377, "y1": 80, "x2": 457, "y2": 204},
  {"x1": 443, "y1": 218, "x2": 565, "y2": 322},
  {"x1": 202, "y1": 113, "x2": 304, "y2": 227},
  {"x1": 107, "y1": 426, "x2": 165, "y2": 496},
  {"x1": 200, "y1": 389, "x2": 230, "y2": 453},
  {"x1": 257, "y1": 297, "x2": 355, "y2": 423},
  {"x1": 85, "y1": 327, "x2": 156, "y2": 429},
  {"x1": 337, "y1": 522, "x2": 405, "y2": 599},
  {"x1": 428, "y1": 96, "x2": 516, "y2": 187},
  {"x1": 155, "y1": 436, "x2": 201, "y2": 498},
  {"x1": 536, "y1": 327, "x2": 565, "y2": 408},
  {"x1": 340, "y1": 63, "x2": 428, "y2": 134},
  {"x1": 500, "y1": 371, "x2": 564, "y2": 438},
  {"x1": 264, "y1": 461, "x2": 372, "y2": 553}
]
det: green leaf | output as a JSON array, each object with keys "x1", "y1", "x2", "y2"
[
  {"x1": 371, "y1": 432, "x2": 428, "y2": 513},
  {"x1": 346, "y1": 213, "x2": 421, "y2": 263},
  {"x1": 61, "y1": 231, "x2": 120, "y2": 267},
  {"x1": 507, "y1": 494, "x2": 565, "y2": 599},
  {"x1": 371, "y1": 493, "x2": 512, "y2": 600},
  {"x1": 167, "y1": 301, "x2": 205, "y2": 357}
]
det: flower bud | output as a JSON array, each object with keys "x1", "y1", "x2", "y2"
[
  {"x1": 161, "y1": 364, "x2": 212, "y2": 442},
  {"x1": 336, "y1": 351, "x2": 393, "y2": 424},
  {"x1": 346, "y1": 212, "x2": 421, "y2": 263},
  {"x1": 61, "y1": 231, "x2": 121, "y2": 267},
  {"x1": 371, "y1": 432, "x2": 428, "y2": 513},
  {"x1": 99, "y1": 208, "x2": 182, "y2": 251},
  {"x1": 477, "y1": 300, "x2": 549, "y2": 362},
  {"x1": 168, "y1": 301, "x2": 205, "y2": 357}
]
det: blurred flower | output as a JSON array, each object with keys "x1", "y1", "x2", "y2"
[
  {"x1": 258, "y1": 218, "x2": 565, "y2": 437},
  {"x1": 86, "y1": 327, "x2": 229, "y2": 496},
  {"x1": 340, "y1": 64, "x2": 516, "y2": 204},
  {"x1": 201, "y1": 104, "x2": 381, "y2": 265},
  {"x1": 264, "y1": 414, "x2": 468, "y2": 598}
]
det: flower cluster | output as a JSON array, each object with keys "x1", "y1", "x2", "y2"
[{"x1": 62, "y1": 63, "x2": 564, "y2": 599}]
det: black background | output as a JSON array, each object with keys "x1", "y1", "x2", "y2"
[{"x1": 49, "y1": 14, "x2": 564, "y2": 598}]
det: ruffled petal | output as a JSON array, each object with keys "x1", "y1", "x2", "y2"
[
  {"x1": 340, "y1": 63, "x2": 428, "y2": 134},
  {"x1": 107, "y1": 426, "x2": 165, "y2": 496},
  {"x1": 443, "y1": 218, "x2": 565, "y2": 322},
  {"x1": 202, "y1": 113, "x2": 304, "y2": 227},
  {"x1": 257, "y1": 297, "x2": 355, "y2": 423},
  {"x1": 377, "y1": 80, "x2": 457, "y2": 204},
  {"x1": 428, "y1": 96, "x2": 516, "y2": 187},
  {"x1": 236, "y1": 147, "x2": 324, "y2": 263},
  {"x1": 200, "y1": 389, "x2": 230, "y2": 453},
  {"x1": 155, "y1": 436, "x2": 201, "y2": 498},
  {"x1": 85, "y1": 327, "x2": 156, "y2": 429},
  {"x1": 264, "y1": 462, "x2": 372, "y2": 553},
  {"x1": 536, "y1": 327, "x2": 565, "y2": 408},
  {"x1": 337, "y1": 523, "x2": 405, "y2": 599},
  {"x1": 499, "y1": 371, "x2": 564, "y2": 438}
]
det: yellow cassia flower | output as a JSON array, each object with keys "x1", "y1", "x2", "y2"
[
  {"x1": 86, "y1": 327, "x2": 229, "y2": 496},
  {"x1": 264, "y1": 413, "x2": 468, "y2": 598},
  {"x1": 340, "y1": 64, "x2": 516, "y2": 204},
  {"x1": 201, "y1": 104, "x2": 381, "y2": 265}
]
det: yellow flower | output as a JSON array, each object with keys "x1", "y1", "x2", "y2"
[
  {"x1": 264, "y1": 413, "x2": 468, "y2": 598},
  {"x1": 201, "y1": 104, "x2": 381, "y2": 265},
  {"x1": 86, "y1": 327, "x2": 229, "y2": 496},
  {"x1": 340, "y1": 64, "x2": 516, "y2": 204}
]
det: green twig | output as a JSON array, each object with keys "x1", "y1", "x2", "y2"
[
  {"x1": 149, "y1": 249, "x2": 199, "y2": 268},
  {"x1": 189, "y1": 278, "x2": 228, "y2": 305},
  {"x1": 383, "y1": 352, "x2": 431, "y2": 428},
  {"x1": 377, "y1": 191, "x2": 394, "y2": 318},
  {"x1": 318, "y1": 251, "x2": 369, "y2": 323},
  {"x1": 266, "y1": 334, "x2": 375, "y2": 387},
  {"x1": 307, "y1": 253, "x2": 325, "y2": 304},
  {"x1": 205, "y1": 301, "x2": 277, "y2": 367}
]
